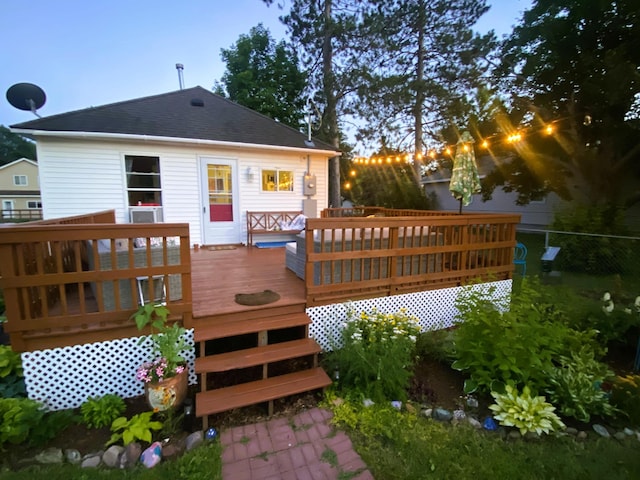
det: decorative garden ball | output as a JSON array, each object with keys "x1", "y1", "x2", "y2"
[{"x1": 205, "y1": 427, "x2": 218, "y2": 441}]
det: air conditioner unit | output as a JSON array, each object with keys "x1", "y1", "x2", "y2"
[{"x1": 130, "y1": 206, "x2": 163, "y2": 223}]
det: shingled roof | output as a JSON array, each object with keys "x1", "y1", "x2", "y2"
[{"x1": 10, "y1": 86, "x2": 338, "y2": 153}]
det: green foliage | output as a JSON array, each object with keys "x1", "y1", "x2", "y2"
[
  {"x1": 0, "y1": 126, "x2": 37, "y2": 164},
  {"x1": 0, "y1": 345, "x2": 23, "y2": 378},
  {"x1": 107, "y1": 411, "x2": 163, "y2": 446},
  {"x1": 324, "y1": 308, "x2": 420, "y2": 402},
  {"x1": 0, "y1": 398, "x2": 44, "y2": 447},
  {"x1": 551, "y1": 205, "x2": 633, "y2": 274},
  {"x1": 216, "y1": 24, "x2": 306, "y2": 129},
  {"x1": 610, "y1": 374, "x2": 640, "y2": 427},
  {"x1": 0, "y1": 374, "x2": 26, "y2": 398},
  {"x1": 80, "y1": 394, "x2": 126, "y2": 429},
  {"x1": 173, "y1": 443, "x2": 222, "y2": 480},
  {"x1": 489, "y1": 385, "x2": 565, "y2": 436},
  {"x1": 451, "y1": 279, "x2": 595, "y2": 394},
  {"x1": 343, "y1": 163, "x2": 433, "y2": 210},
  {"x1": 414, "y1": 326, "x2": 456, "y2": 364},
  {"x1": 132, "y1": 303, "x2": 189, "y2": 381},
  {"x1": 496, "y1": 1, "x2": 640, "y2": 207},
  {"x1": 0, "y1": 398, "x2": 76, "y2": 448},
  {"x1": 545, "y1": 347, "x2": 616, "y2": 423}
]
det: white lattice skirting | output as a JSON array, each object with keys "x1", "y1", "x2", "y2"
[
  {"x1": 21, "y1": 329, "x2": 197, "y2": 411},
  {"x1": 308, "y1": 279, "x2": 512, "y2": 351}
]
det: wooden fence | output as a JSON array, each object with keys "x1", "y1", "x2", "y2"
[
  {"x1": 0, "y1": 211, "x2": 192, "y2": 352},
  {"x1": 304, "y1": 213, "x2": 519, "y2": 306},
  {"x1": 1, "y1": 209, "x2": 43, "y2": 222}
]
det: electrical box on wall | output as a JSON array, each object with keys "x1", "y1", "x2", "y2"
[{"x1": 303, "y1": 173, "x2": 317, "y2": 196}]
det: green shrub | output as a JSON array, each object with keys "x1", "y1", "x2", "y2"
[
  {"x1": 107, "y1": 411, "x2": 163, "y2": 446},
  {"x1": 0, "y1": 345, "x2": 23, "y2": 378},
  {"x1": 550, "y1": 204, "x2": 632, "y2": 274},
  {"x1": 610, "y1": 374, "x2": 640, "y2": 426},
  {"x1": 414, "y1": 326, "x2": 456, "y2": 364},
  {"x1": 0, "y1": 397, "x2": 44, "y2": 447},
  {"x1": 545, "y1": 347, "x2": 616, "y2": 423},
  {"x1": 81, "y1": 394, "x2": 126, "y2": 429},
  {"x1": 489, "y1": 385, "x2": 565, "y2": 435},
  {"x1": 452, "y1": 279, "x2": 595, "y2": 394},
  {"x1": 324, "y1": 307, "x2": 421, "y2": 402}
]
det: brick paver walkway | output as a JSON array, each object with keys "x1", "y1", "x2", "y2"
[{"x1": 220, "y1": 407, "x2": 374, "y2": 480}]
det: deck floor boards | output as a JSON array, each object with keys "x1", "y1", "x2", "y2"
[{"x1": 190, "y1": 245, "x2": 305, "y2": 319}]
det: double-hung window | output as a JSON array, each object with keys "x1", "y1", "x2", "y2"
[
  {"x1": 125, "y1": 155, "x2": 162, "y2": 205},
  {"x1": 261, "y1": 169, "x2": 294, "y2": 192},
  {"x1": 13, "y1": 175, "x2": 27, "y2": 186}
]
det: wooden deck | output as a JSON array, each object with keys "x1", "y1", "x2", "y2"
[{"x1": 190, "y1": 245, "x2": 305, "y2": 321}]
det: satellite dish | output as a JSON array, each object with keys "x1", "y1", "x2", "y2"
[{"x1": 6, "y1": 83, "x2": 47, "y2": 117}]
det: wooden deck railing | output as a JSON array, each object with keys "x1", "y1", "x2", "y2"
[
  {"x1": 0, "y1": 211, "x2": 192, "y2": 352},
  {"x1": 304, "y1": 213, "x2": 520, "y2": 306},
  {"x1": 320, "y1": 207, "x2": 467, "y2": 218},
  {"x1": 1, "y1": 209, "x2": 43, "y2": 222}
]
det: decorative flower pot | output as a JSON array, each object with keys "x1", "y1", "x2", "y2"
[{"x1": 144, "y1": 368, "x2": 188, "y2": 411}]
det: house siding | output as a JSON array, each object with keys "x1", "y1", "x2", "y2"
[
  {"x1": 35, "y1": 137, "x2": 329, "y2": 245},
  {"x1": 425, "y1": 181, "x2": 563, "y2": 228}
]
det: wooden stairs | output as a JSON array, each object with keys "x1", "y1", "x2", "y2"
[{"x1": 193, "y1": 303, "x2": 332, "y2": 428}]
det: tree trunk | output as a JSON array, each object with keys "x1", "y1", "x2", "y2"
[
  {"x1": 413, "y1": 6, "x2": 426, "y2": 184},
  {"x1": 324, "y1": 0, "x2": 341, "y2": 208}
]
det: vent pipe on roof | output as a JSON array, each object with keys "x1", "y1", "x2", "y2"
[{"x1": 176, "y1": 63, "x2": 184, "y2": 90}]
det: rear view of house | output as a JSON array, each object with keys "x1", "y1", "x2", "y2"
[
  {"x1": 10, "y1": 86, "x2": 339, "y2": 245},
  {"x1": 0, "y1": 158, "x2": 42, "y2": 222}
]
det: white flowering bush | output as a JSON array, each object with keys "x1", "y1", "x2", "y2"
[{"x1": 325, "y1": 307, "x2": 421, "y2": 402}]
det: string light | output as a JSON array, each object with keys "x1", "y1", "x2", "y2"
[{"x1": 351, "y1": 121, "x2": 564, "y2": 167}]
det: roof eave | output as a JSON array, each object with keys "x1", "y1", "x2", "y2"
[{"x1": 9, "y1": 128, "x2": 341, "y2": 157}]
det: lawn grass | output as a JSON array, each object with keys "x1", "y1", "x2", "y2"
[
  {"x1": 0, "y1": 442, "x2": 222, "y2": 480},
  {"x1": 335, "y1": 402, "x2": 640, "y2": 480}
]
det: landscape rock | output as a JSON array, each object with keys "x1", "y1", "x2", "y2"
[
  {"x1": 64, "y1": 449, "x2": 82, "y2": 464},
  {"x1": 593, "y1": 424, "x2": 610, "y2": 438},
  {"x1": 565, "y1": 427, "x2": 578, "y2": 436},
  {"x1": 140, "y1": 441, "x2": 163, "y2": 468},
  {"x1": 185, "y1": 431, "x2": 204, "y2": 451},
  {"x1": 162, "y1": 440, "x2": 184, "y2": 459},
  {"x1": 466, "y1": 397, "x2": 479, "y2": 409},
  {"x1": 482, "y1": 417, "x2": 498, "y2": 431},
  {"x1": 614, "y1": 432, "x2": 627, "y2": 441},
  {"x1": 405, "y1": 403, "x2": 416, "y2": 414},
  {"x1": 467, "y1": 417, "x2": 482, "y2": 429},
  {"x1": 577, "y1": 431, "x2": 588, "y2": 441},
  {"x1": 81, "y1": 452, "x2": 102, "y2": 468},
  {"x1": 508, "y1": 430, "x2": 522, "y2": 440},
  {"x1": 119, "y1": 442, "x2": 142, "y2": 469},
  {"x1": 35, "y1": 447, "x2": 64, "y2": 464},
  {"x1": 103, "y1": 445, "x2": 124, "y2": 468},
  {"x1": 421, "y1": 408, "x2": 433, "y2": 419},
  {"x1": 433, "y1": 408, "x2": 453, "y2": 422},
  {"x1": 623, "y1": 428, "x2": 635, "y2": 436}
]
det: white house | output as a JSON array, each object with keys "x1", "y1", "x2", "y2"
[{"x1": 10, "y1": 86, "x2": 339, "y2": 245}]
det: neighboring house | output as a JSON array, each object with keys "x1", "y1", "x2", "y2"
[
  {"x1": 10, "y1": 86, "x2": 339, "y2": 245},
  {"x1": 0, "y1": 158, "x2": 42, "y2": 220},
  {"x1": 422, "y1": 154, "x2": 564, "y2": 229}
]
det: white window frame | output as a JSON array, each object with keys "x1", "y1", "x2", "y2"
[
  {"x1": 261, "y1": 169, "x2": 294, "y2": 192},
  {"x1": 13, "y1": 175, "x2": 28, "y2": 186},
  {"x1": 124, "y1": 155, "x2": 162, "y2": 206}
]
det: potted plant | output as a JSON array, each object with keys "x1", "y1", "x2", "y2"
[{"x1": 132, "y1": 303, "x2": 190, "y2": 412}]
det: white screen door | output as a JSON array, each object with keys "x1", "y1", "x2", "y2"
[{"x1": 200, "y1": 158, "x2": 240, "y2": 245}]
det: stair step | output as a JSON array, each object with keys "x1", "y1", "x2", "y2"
[
  {"x1": 195, "y1": 368, "x2": 332, "y2": 417},
  {"x1": 195, "y1": 338, "x2": 321, "y2": 373},
  {"x1": 194, "y1": 312, "x2": 311, "y2": 342}
]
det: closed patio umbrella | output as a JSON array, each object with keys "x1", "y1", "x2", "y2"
[{"x1": 449, "y1": 131, "x2": 481, "y2": 213}]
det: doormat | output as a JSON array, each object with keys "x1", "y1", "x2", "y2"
[
  {"x1": 254, "y1": 241, "x2": 290, "y2": 249},
  {"x1": 206, "y1": 245, "x2": 237, "y2": 251},
  {"x1": 235, "y1": 289, "x2": 281, "y2": 306}
]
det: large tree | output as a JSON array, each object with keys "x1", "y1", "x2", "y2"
[
  {"x1": 348, "y1": 0, "x2": 495, "y2": 181},
  {"x1": 214, "y1": 24, "x2": 307, "y2": 129},
  {"x1": 265, "y1": 0, "x2": 364, "y2": 208},
  {"x1": 487, "y1": 0, "x2": 640, "y2": 209},
  {"x1": 0, "y1": 126, "x2": 37, "y2": 165}
]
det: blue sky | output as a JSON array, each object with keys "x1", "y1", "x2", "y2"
[{"x1": 1, "y1": 0, "x2": 532, "y2": 128}]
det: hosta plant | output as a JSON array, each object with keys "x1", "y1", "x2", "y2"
[
  {"x1": 107, "y1": 411, "x2": 163, "y2": 446},
  {"x1": 81, "y1": 394, "x2": 126, "y2": 429},
  {"x1": 545, "y1": 347, "x2": 616, "y2": 423},
  {"x1": 489, "y1": 385, "x2": 565, "y2": 436}
]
